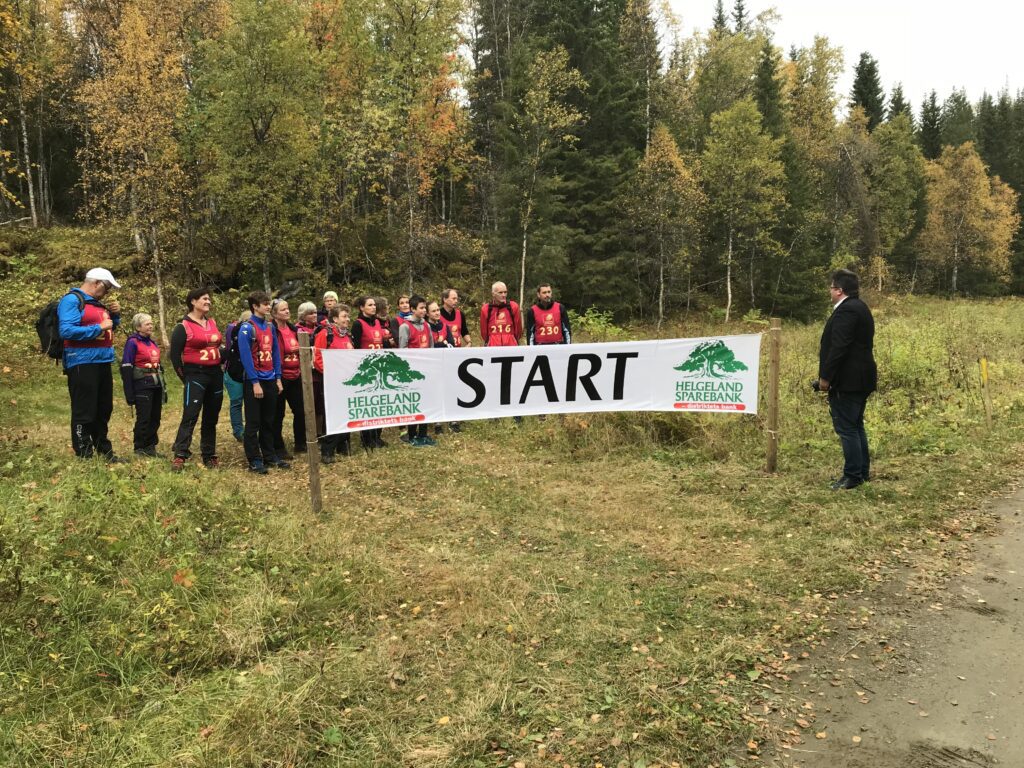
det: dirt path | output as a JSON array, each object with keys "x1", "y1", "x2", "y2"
[{"x1": 756, "y1": 484, "x2": 1024, "y2": 768}]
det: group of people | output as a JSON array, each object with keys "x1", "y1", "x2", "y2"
[
  {"x1": 57, "y1": 274, "x2": 572, "y2": 473},
  {"x1": 56, "y1": 265, "x2": 874, "y2": 490}
]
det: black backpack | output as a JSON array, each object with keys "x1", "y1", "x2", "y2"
[
  {"x1": 36, "y1": 292, "x2": 85, "y2": 362},
  {"x1": 224, "y1": 321, "x2": 248, "y2": 381}
]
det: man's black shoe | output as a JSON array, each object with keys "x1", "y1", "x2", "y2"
[
  {"x1": 248, "y1": 461, "x2": 268, "y2": 475},
  {"x1": 269, "y1": 459, "x2": 291, "y2": 470},
  {"x1": 104, "y1": 453, "x2": 126, "y2": 464},
  {"x1": 830, "y1": 476, "x2": 863, "y2": 491}
]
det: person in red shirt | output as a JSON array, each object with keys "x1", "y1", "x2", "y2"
[
  {"x1": 313, "y1": 304, "x2": 354, "y2": 462},
  {"x1": 350, "y1": 296, "x2": 389, "y2": 450},
  {"x1": 270, "y1": 299, "x2": 306, "y2": 459},
  {"x1": 526, "y1": 283, "x2": 572, "y2": 346},
  {"x1": 479, "y1": 281, "x2": 522, "y2": 347},
  {"x1": 120, "y1": 312, "x2": 166, "y2": 457},
  {"x1": 439, "y1": 288, "x2": 471, "y2": 348},
  {"x1": 169, "y1": 287, "x2": 224, "y2": 470},
  {"x1": 480, "y1": 281, "x2": 523, "y2": 423}
]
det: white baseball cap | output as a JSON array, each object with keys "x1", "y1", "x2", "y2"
[{"x1": 85, "y1": 268, "x2": 121, "y2": 288}]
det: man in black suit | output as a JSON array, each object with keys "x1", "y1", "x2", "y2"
[{"x1": 818, "y1": 269, "x2": 877, "y2": 490}]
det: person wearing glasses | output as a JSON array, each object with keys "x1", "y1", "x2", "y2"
[
  {"x1": 57, "y1": 268, "x2": 124, "y2": 462},
  {"x1": 817, "y1": 269, "x2": 877, "y2": 490}
]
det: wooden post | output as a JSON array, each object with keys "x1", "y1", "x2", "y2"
[
  {"x1": 298, "y1": 331, "x2": 323, "y2": 515},
  {"x1": 765, "y1": 317, "x2": 781, "y2": 473},
  {"x1": 979, "y1": 353, "x2": 993, "y2": 429}
]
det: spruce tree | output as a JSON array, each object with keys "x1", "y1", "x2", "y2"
[
  {"x1": 712, "y1": 0, "x2": 729, "y2": 34},
  {"x1": 887, "y1": 83, "x2": 912, "y2": 124},
  {"x1": 940, "y1": 89, "x2": 976, "y2": 147},
  {"x1": 732, "y1": 0, "x2": 748, "y2": 33},
  {"x1": 849, "y1": 52, "x2": 884, "y2": 131},
  {"x1": 918, "y1": 91, "x2": 942, "y2": 159},
  {"x1": 753, "y1": 39, "x2": 786, "y2": 138}
]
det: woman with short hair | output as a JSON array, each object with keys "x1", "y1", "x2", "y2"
[
  {"x1": 120, "y1": 313, "x2": 166, "y2": 457},
  {"x1": 296, "y1": 301, "x2": 318, "y2": 333}
]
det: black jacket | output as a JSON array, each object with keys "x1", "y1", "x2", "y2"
[{"x1": 818, "y1": 296, "x2": 877, "y2": 393}]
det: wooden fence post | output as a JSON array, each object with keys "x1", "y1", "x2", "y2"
[
  {"x1": 979, "y1": 353, "x2": 993, "y2": 430},
  {"x1": 298, "y1": 331, "x2": 323, "y2": 515},
  {"x1": 765, "y1": 318, "x2": 781, "y2": 473}
]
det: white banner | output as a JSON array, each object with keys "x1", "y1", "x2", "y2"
[{"x1": 322, "y1": 335, "x2": 762, "y2": 434}]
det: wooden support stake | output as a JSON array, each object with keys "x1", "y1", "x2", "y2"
[
  {"x1": 298, "y1": 331, "x2": 323, "y2": 515},
  {"x1": 765, "y1": 317, "x2": 781, "y2": 474},
  {"x1": 979, "y1": 354, "x2": 993, "y2": 430}
]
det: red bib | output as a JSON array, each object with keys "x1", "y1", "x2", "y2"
[
  {"x1": 278, "y1": 323, "x2": 300, "y2": 380},
  {"x1": 134, "y1": 338, "x2": 162, "y2": 369},
  {"x1": 181, "y1": 317, "x2": 221, "y2": 366},
  {"x1": 65, "y1": 302, "x2": 113, "y2": 349},
  {"x1": 486, "y1": 305, "x2": 517, "y2": 347},
  {"x1": 252, "y1": 321, "x2": 275, "y2": 372},
  {"x1": 405, "y1": 322, "x2": 432, "y2": 349},
  {"x1": 356, "y1": 317, "x2": 385, "y2": 349},
  {"x1": 531, "y1": 303, "x2": 564, "y2": 344},
  {"x1": 441, "y1": 309, "x2": 463, "y2": 347}
]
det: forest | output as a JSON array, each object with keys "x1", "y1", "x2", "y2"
[{"x1": 1, "y1": 0, "x2": 1021, "y2": 331}]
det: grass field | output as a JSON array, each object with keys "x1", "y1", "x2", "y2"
[{"x1": 2, "y1": 250, "x2": 1024, "y2": 767}]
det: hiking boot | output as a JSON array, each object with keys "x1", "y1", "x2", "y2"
[
  {"x1": 203, "y1": 457, "x2": 220, "y2": 469},
  {"x1": 400, "y1": 433, "x2": 411, "y2": 444},
  {"x1": 410, "y1": 436, "x2": 427, "y2": 447},
  {"x1": 276, "y1": 449, "x2": 294, "y2": 460},
  {"x1": 421, "y1": 435, "x2": 437, "y2": 447},
  {"x1": 320, "y1": 451, "x2": 335, "y2": 465},
  {"x1": 171, "y1": 456, "x2": 186, "y2": 472},
  {"x1": 248, "y1": 460, "x2": 268, "y2": 475},
  {"x1": 269, "y1": 459, "x2": 291, "y2": 470},
  {"x1": 449, "y1": 422, "x2": 461, "y2": 433}
]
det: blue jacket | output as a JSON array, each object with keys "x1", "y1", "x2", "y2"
[
  {"x1": 58, "y1": 288, "x2": 120, "y2": 369},
  {"x1": 238, "y1": 316, "x2": 281, "y2": 382}
]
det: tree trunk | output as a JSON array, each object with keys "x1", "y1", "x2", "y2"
[
  {"x1": 0, "y1": 133, "x2": 11, "y2": 219},
  {"x1": 519, "y1": 198, "x2": 532, "y2": 310},
  {"x1": 657, "y1": 239, "x2": 665, "y2": 333},
  {"x1": 16, "y1": 81, "x2": 38, "y2": 228},
  {"x1": 37, "y1": 92, "x2": 50, "y2": 225},
  {"x1": 518, "y1": 167, "x2": 537, "y2": 310},
  {"x1": 263, "y1": 254, "x2": 271, "y2": 294},
  {"x1": 749, "y1": 242, "x2": 756, "y2": 307},
  {"x1": 951, "y1": 247, "x2": 958, "y2": 296},
  {"x1": 150, "y1": 223, "x2": 170, "y2": 347},
  {"x1": 725, "y1": 228, "x2": 734, "y2": 323}
]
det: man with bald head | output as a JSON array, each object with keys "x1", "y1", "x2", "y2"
[{"x1": 479, "y1": 281, "x2": 522, "y2": 348}]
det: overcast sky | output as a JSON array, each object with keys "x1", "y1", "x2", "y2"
[{"x1": 667, "y1": 0, "x2": 1023, "y2": 112}]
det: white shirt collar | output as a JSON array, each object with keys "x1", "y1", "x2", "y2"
[{"x1": 833, "y1": 295, "x2": 848, "y2": 310}]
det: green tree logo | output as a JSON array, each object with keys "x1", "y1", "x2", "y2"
[
  {"x1": 675, "y1": 341, "x2": 749, "y2": 379},
  {"x1": 343, "y1": 352, "x2": 426, "y2": 391}
]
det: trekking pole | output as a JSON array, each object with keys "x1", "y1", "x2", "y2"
[{"x1": 298, "y1": 331, "x2": 323, "y2": 515}]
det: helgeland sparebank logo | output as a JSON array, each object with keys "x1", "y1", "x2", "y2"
[
  {"x1": 673, "y1": 340, "x2": 749, "y2": 411},
  {"x1": 343, "y1": 352, "x2": 426, "y2": 427}
]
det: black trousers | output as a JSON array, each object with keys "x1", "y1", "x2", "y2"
[
  {"x1": 133, "y1": 388, "x2": 163, "y2": 451},
  {"x1": 243, "y1": 380, "x2": 279, "y2": 464},
  {"x1": 408, "y1": 423, "x2": 428, "y2": 440},
  {"x1": 829, "y1": 390, "x2": 870, "y2": 482},
  {"x1": 274, "y1": 377, "x2": 305, "y2": 453},
  {"x1": 313, "y1": 375, "x2": 349, "y2": 456},
  {"x1": 172, "y1": 369, "x2": 223, "y2": 460},
  {"x1": 67, "y1": 363, "x2": 113, "y2": 458}
]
